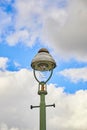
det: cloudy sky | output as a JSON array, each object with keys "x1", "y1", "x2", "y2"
[{"x1": 0, "y1": 0, "x2": 87, "y2": 130}]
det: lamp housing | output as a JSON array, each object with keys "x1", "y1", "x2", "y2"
[{"x1": 31, "y1": 48, "x2": 56, "y2": 71}]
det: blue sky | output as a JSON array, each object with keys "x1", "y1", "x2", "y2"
[
  {"x1": 0, "y1": 36, "x2": 87, "y2": 93},
  {"x1": 0, "y1": 38, "x2": 87, "y2": 93},
  {"x1": 0, "y1": 0, "x2": 87, "y2": 130}
]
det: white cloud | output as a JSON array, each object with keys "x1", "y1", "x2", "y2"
[
  {"x1": 0, "y1": 8, "x2": 12, "y2": 43},
  {"x1": 47, "y1": 86, "x2": 87, "y2": 130},
  {"x1": 0, "y1": 0, "x2": 67, "y2": 47},
  {"x1": 0, "y1": 0, "x2": 87, "y2": 59},
  {"x1": 0, "y1": 123, "x2": 19, "y2": 130},
  {"x1": 59, "y1": 67, "x2": 87, "y2": 83},
  {"x1": 12, "y1": 0, "x2": 87, "y2": 61},
  {"x1": 42, "y1": 0, "x2": 87, "y2": 61},
  {"x1": 6, "y1": 0, "x2": 45, "y2": 46},
  {"x1": 6, "y1": 30, "x2": 30, "y2": 46},
  {"x1": 0, "y1": 69, "x2": 38, "y2": 130},
  {"x1": 0, "y1": 9, "x2": 12, "y2": 32},
  {"x1": 0, "y1": 69, "x2": 87, "y2": 130},
  {"x1": 0, "y1": 57, "x2": 9, "y2": 70}
]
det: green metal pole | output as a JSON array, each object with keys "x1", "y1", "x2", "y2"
[{"x1": 40, "y1": 93, "x2": 46, "y2": 130}]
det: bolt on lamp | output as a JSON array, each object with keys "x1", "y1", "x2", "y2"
[{"x1": 31, "y1": 48, "x2": 56, "y2": 130}]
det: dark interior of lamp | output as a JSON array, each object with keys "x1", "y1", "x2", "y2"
[{"x1": 37, "y1": 62, "x2": 49, "y2": 71}]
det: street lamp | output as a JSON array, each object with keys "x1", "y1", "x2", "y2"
[{"x1": 31, "y1": 48, "x2": 56, "y2": 130}]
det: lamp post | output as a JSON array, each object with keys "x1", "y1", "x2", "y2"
[{"x1": 31, "y1": 48, "x2": 56, "y2": 130}]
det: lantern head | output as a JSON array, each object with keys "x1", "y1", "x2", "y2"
[{"x1": 31, "y1": 48, "x2": 56, "y2": 71}]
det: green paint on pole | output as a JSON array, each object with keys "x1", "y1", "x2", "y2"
[{"x1": 40, "y1": 93, "x2": 46, "y2": 130}]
